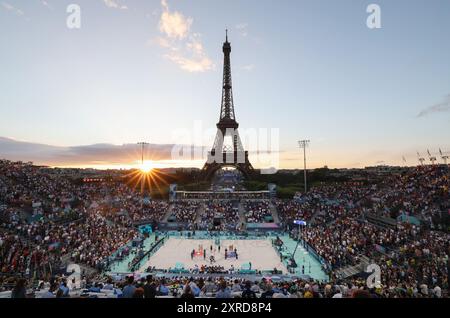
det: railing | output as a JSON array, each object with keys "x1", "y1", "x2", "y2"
[
  {"x1": 334, "y1": 254, "x2": 371, "y2": 279},
  {"x1": 363, "y1": 212, "x2": 397, "y2": 228},
  {"x1": 158, "y1": 230, "x2": 279, "y2": 240},
  {"x1": 292, "y1": 236, "x2": 333, "y2": 273},
  {"x1": 129, "y1": 235, "x2": 168, "y2": 272}
]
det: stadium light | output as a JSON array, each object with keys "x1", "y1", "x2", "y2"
[
  {"x1": 298, "y1": 140, "x2": 310, "y2": 193},
  {"x1": 137, "y1": 142, "x2": 150, "y2": 194},
  {"x1": 440, "y1": 148, "x2": 449, "y2": 165},
  {"x1": 417, "y1": 152, "x2": 425, "y2": 166},
  {"x1": 137, "y1": 142, "x2": 150, "y2": 165},
  {"x1": 427, "y1": 149, "x2": 437, "y2": 165}
]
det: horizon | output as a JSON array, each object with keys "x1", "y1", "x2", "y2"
[
  {"x1": 1, "y1": 136, "x2": 446, "y2": 171},
  {"x1": 1, "y1": 0, "x2": 449, "y2": 171},
  {"x1": 0, "y1": 151, "x2": 431, "y2": 172}
]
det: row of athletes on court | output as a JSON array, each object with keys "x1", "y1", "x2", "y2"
[{"x1": 190, "y1": 245, "x2": 239, "y2": 264}]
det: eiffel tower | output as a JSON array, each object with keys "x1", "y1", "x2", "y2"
[{"x1": 201, "y1": 31, "x2": 254, "y2": 180}]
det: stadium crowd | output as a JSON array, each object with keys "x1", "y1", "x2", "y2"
[
  {"x1": 0, "y1": 160, "x2": 449, "y2": 298},
  {"x1": 2, "y1": 272, "x2": 446, "y2": 298},
  {"x1": 199, "y1": 201, "x2": 240, "y2": 230},
  {"x1": 243, "y1": 200, "x2": 272, "y2": 223},
  {"x1": 170, "y1": 202, "x2": 199, "y2": 223}
]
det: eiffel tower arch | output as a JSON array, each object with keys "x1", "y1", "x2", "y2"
[{"x1": 201, "y1": 31, "x2": 254, "y2": 181}]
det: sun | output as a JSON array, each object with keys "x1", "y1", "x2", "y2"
[{"x1": 139, "y1": 160, "x2": 154, "y2": 173}]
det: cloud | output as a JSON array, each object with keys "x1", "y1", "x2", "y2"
[
  {"x1": 235, "y1": 23, "x2": 249, "y2": 37},
  {"x1": 159, "y1": 1, "x2": 192, "y2": 39},
  {"x1": 1, "y1": 2, "x2": 24, "y2": 16},
  {"x1": 417, "y1": 94, "x2": 450, "y2": 118},
  {"x1": 164, "y1": 51, "x2": 214, "y2": 72},
  {"x1": 154, "y1": 0, "x2": 214, "y2": 73},
  {"x1": 0, "y1": 137, "x2": 202, "y2": 167},
  {"x1": 102, "y1": 0, "x2": 128, "y2": 10}
]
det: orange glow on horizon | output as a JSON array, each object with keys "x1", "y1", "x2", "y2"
[{"x1": 139, "y1": 160, "x2": 154, "y2": 173}]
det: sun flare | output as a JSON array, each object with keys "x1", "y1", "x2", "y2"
[{"x1": 139, "y1": 161, "x2": 154, "y2": 173}]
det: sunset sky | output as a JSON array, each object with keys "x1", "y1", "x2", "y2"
[{"x1": 0, "y1": 0, "x2": 449, "y2": 170}]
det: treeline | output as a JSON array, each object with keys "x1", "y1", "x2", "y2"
[{"x1": 244, "y1": 167, "x2": 350, "y2": 198}]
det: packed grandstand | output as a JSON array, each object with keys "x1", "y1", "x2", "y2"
[{"x1": 0, "y1": 159, "x2": 448, "y2": 298}]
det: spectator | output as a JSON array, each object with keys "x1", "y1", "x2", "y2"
[
  {"x1": 11, "y1": 278, "x2": 26, "y2": 298},
  {"x1": 122, "y1": 276, "x2": 136, "y2": 298},
  {"x1": 181, "y1": 285, "x2": 195, "y2": 299},
  {"x1": 242, "y1": 281, "x2": 256, "y2": 298},
  {"x1": 216, "y1": 281, "x2": 231, "y2": 298},
  {"x1": 41, "y1": 283, "x2": 57, "y2": 298},
  {"x1": 143, "y1": 275, "x2": 156, "y2": 298}
]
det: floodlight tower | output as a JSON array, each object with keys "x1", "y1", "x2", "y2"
[
  {"x1": 137, "y1": 142, "x2": 150, "y2": 194},
  {"x1": 417, "y1": 152, "x2": 425, "y2": 166},
  {"x1": 298, "y1": 140, "x2": 310, "y2": 193},
  {"x1": 137, "y1": 142, "x2": 149, "y2": 165},
  {"x1": 440, "y1": 148, "x2": 449, "y2": 165},
  {"x1": 427, "y1": 149, "x2": 437, "y2": 165}
]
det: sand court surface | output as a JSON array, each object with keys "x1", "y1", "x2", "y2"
[{"x1": 139, "y1": 238, "x2": 288, "y2": 273}]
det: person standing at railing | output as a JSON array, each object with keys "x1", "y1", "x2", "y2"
[{"x1": 11, "y1": 278, "x2": 26, "y2": 298}]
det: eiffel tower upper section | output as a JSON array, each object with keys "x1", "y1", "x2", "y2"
[{"x1": 217, "y1": 30, "x2": 239, "y2": 131}]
